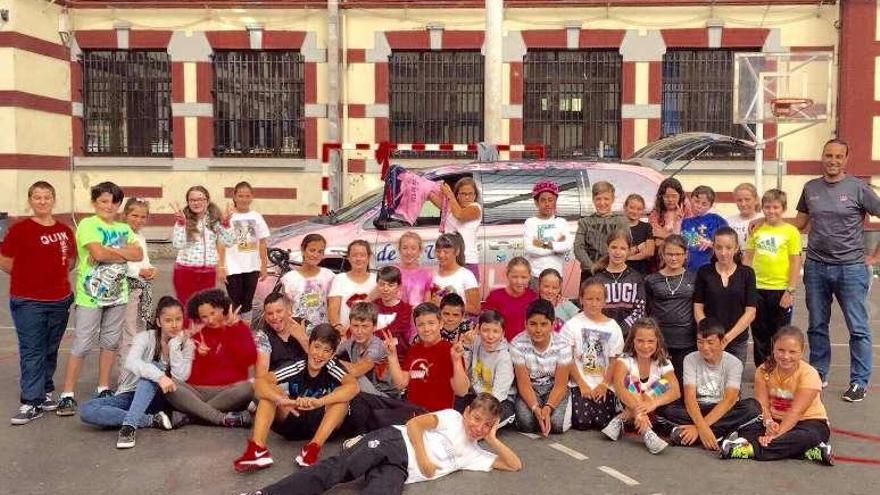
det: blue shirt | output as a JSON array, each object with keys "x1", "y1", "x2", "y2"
[{"x1": 681, "y1": 213, "x2": 727, "y2": 271}]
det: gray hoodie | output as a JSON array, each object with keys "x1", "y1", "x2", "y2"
[
  {"x1": 464, "y1": 335, "x2": 515, "y2": 403},
  {"x1": 118, "y1": 330, "x2": 195, "y2": 394}
]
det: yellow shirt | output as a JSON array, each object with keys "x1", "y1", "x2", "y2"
[
  {"x1": 760, "y1": 360, "x2": 827, "y2": 422},
  {"x1": 747, "y1": 222, "x2": 802, "y2": 290}
]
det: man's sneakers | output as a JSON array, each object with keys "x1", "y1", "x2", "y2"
[
  {"x1": 719, "y1": 433, "x2": 754, "y2": 460},
  {"x1": 295, "y1": 442, "x2": 321, "y2": 467},
  {"x1": 41, "y1": 394, "x2": 59, "y2": 411},
  {"x1": 643, "y1": 429, "x2": 669, "y2": 454},
  {"x1": 804, "y1": 442, "x2": 835, "y2": 466},
  {"x1": 224, "y1": 411, "x2": 253, "y2": 428},
  {"x1": 116, "y1": 425, "x2": 137, "y2": 449},
  {"x1": 842, "y1": 383, "x2": 867, "y2": 403},
  {"x1": 56, "y1": 396, "x2": 77, "y2": 416},
  {"x1": 11, "y1": 404, "x2": 43, "y2": 425},
  {"x1": 601, "y1": 415, "x2": 625, "y2": 441},
  {"x1": 152, "y1": 411, "x2": 173, "y2": 431},
  {"x1": 95, "y1": 389, "x2": 114, "y2": 399},
  {"x1": 234, "y1": 439, "x2": 274, "y2": 472}
]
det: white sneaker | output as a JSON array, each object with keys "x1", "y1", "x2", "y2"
[
  {"x1": 601, "y1": 416, "x2": 625, "y2": 441},
  {"x1": 643, "y1": 429, "x2": 669, "y2": 454}
]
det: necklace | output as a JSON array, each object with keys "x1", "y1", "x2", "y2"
[
  {"x1": 607, "y1": 267, "x2": 627, "y2": 283},
  {"x1": 664, "y1": 273, "x2": 685, "y2": 296}
]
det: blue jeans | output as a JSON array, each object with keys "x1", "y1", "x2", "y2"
[
  {"x1": 803, "y1": 258, "x2": 872, "y2": 386},
  {"x1": 79, "y1": 379, "x2": 163, "y2": 429},
  {"x1": 9, "y1": 296, "x2": 73, "y2": 406}
]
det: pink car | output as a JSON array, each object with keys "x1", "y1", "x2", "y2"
[{"x1": 257, "y1": 133, "x2": 747, "y2": 302}]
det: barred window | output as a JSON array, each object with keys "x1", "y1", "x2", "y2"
[
  {"x1": 213, "y1": 51, "x2": 305, "y2": 157},
  {"x1": 662, "y1": 49, "x2": 755, "y2": 158},
  {"x1": 524, "y1": 50, "x2": 622, "y2": 159},
  {"x1": 81, "y1": 51, "x2": 172, "y2": 156},
  {"x1": 390, "y1": 51, "x2": 483, "y2": 157}
]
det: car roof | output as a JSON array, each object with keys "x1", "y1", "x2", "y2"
[{"x1": 418, "y1": 159, "x2": 653, "y2": 179}]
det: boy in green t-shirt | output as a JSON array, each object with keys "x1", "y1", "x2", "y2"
[
  {"x1": 56, "y1": 182, "x2": 143, "y2": 417},
  {"x1": 743, "y1": 188, "x2": 802, "y2": 368}
]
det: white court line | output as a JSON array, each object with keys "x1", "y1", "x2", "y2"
[
  {"x1": 548, "y1": 443, "x2": 588, "y2": 460},
  {"x1": 598, "y1": 466, "x2": 640, "y2": 486},
  {"x1": 518, "y1": 432, "x2": 541, "y2": 439}
]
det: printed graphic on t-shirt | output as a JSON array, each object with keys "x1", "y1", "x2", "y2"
[
  {"x1": 754, "y1": 234, "x2": 781, "y2": 254},
  {"x1": 604, "y1": 283, "x2": 646, "y2": 328},
  {"x1": 536, "y1": 222, "x2": 559, "y2": 243},
  {"x1": 433, "y1": 284, "x2": 454, "y2": 301},
  {"x1": 408, "y1": 358, "x2": 434, "y2": 380},
  {"x1": 682, "y1": 222, "x2": 710, "y2": 248},
  {"x1": 377, "y1": 312, "x2": 397, "y2": 330},
  {"x1": 472, "y1": 358, "x2": 494, "y2": 393},
  {"x1": 578, "y1": 328, "x2": 612, "y2": 377},
  {"x1": 696, "y1": 367, "x2": 723, "y2": 402},
  {"x1": 770, "y1": 387, "x2": 794, "y2": 413},
  {"x1": 625, "y1": 375, "x2": 669, "y2": 396},
  {"x1": 82, "y1": 226, "x2": 130, "y2": 306},
  {"x1": 295, "y1": 281, "x2": 328, "y2": 324},
  {"x1": 232, "y1": 219, "x2": 258, "y2": 252}
]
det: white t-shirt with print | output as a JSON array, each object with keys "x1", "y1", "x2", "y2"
[
  {"x1": 281, "y1": 267, "x2": 335, "y2": 326},
  {"x1": 725, "y1": 213, "x2": 762, "y2": 248},
  {"x1": 329, "y1": 272, "x2": 378, "y2": 328},
  {"x1": 394, "y1": 409, "x2": 496, "y2": 484},
  {"x1": 432, "y1": 267, "x2": 479, "y2": 301},
  {"x1": 225, "y1": 210, "x2": 271, "y2": 275},
  {"x1": 561, "y1": 313, "x2": 624, "y2": 389},
  {"x1": 618, "y1": 354, "x2": 675, "y2": 397}
]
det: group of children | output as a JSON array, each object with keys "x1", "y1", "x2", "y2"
[{"x1": 5, "y1": 175, "x2": 833, "y2": 495}]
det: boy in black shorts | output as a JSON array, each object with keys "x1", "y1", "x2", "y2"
[{"x1": 234, "y1": 324, "x2": 359, "y2": 472}]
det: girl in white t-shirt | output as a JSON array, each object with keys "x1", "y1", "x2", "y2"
[
  {"x1": 435, "y1": 177, "x2": 483, "y2": 281},
  {"x1": 562, "y1": 278, "x2": 623, "y2": 430},
  {"x1": 328, "y1": 240, "x2": 377, "y2": 332},
  {"x1": 430, "y1": 233, "x2": 480, "y2": 316},
  {"x1": 280, "y1": 234, "x2": 334, "y2": 328},
  {"x1": 603, "y1": 317, "x2": 680, "y2": 454},
  {"x1": 119, "y1": 198, "x2": 156, "y2": 368},
  {"x1": 219, "y1": 182, "x2": 270, "y2": 322}
]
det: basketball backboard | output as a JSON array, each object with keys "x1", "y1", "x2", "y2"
[{"x1": 734, "y1": 51, "x2": 833, "y2": 124}]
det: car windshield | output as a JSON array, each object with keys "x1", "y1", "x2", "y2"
[{"x1": 313, "y1": 188, "x2": 382, "y2": 225}]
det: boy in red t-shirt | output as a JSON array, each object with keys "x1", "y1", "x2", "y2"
[
  {"x1": 383, "y1": 302, "x2": 469, "y2": 411},
  {"x1": 374, "y1": 266, "x2": 412, "y2": 358}
]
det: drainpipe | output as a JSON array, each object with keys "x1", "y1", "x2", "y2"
[
  {"x1": 484, "y1": 0, "x2": 503, "y2": 145},
  {"x1": 327, "y1": 0, "x2": 343, "y2": 209}
]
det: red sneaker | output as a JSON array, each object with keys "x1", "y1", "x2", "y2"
[
  {"x1": 233, "y1": 439, "x2": 274, "y2": 472},
  {"x1": 295, "y1": 442, "x2": 321, "y2": 467}
]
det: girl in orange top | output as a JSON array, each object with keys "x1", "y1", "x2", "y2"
[{"x1": 720, "y1": 326, "x2": 832, "y2": 465}]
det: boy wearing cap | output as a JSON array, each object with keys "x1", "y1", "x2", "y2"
[
  {"x1": 573, "y1": 181, "x2": 630, "y2": 284},
  {"x1": 523, "y1": 180, "x2": 574, "y2": 288}
]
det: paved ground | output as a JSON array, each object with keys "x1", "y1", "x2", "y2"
[{"x1": 1, "y1": 260, "x2": 879, "y2": 495}]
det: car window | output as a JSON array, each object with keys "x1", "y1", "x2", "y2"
[
  {"x1": 584, "y1": 167, "x2": 659, "y2": 214},
  {"x1": 481, "y1": 168, "x2": 584, "y2": 225}
]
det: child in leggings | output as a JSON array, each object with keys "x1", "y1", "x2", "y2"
[
  {"x1": 164, "y1": 289, "x2": 255, "y2": 427},
  {"x1": 720, "y1": 326, "x2": 833, "y2": 465},
  {"x1": 238, "y1": 393, "x2": 522, "y2": 495}
]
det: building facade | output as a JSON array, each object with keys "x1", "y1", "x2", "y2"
[{"x1": 0, "y1": 0, "x2": 876, "y2": 229}]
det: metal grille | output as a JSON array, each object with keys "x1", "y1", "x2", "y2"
[
  {"x1": 524, "y1": 50, "x2": 622, "y2": 159},
  {"x1": 389, "y1": 51, "x2": 483, "y2": 157},
  {"x1": 662, "y1": 49, "x2": 754, "y2": 144},
  {"x1": 213, "y1": 51, "x2": 305, "y2": 157},
  {"x1": 81, "y1": 51, "x2": 172, "y2": 156}
]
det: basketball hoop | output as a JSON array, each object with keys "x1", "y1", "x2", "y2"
[{"x1": 770, "y1": 98, "x2": 814, "y2": 118}]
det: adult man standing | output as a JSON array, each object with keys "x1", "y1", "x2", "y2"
[{"x1": 793, "y1": 139, "x2": 880, "y2": 402}]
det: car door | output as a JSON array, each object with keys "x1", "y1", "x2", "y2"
[{"x1": 479, "y1": 167, "x2": 586, "y2": 297}]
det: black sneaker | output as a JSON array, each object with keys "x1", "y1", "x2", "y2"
[
  {"x1": 171, "y1": 411, "x2": 191, "y2": 429},
  {"x1": 56, "y1": 396, "x2": 77, "y2": 416},
  {"x1": 152, "y1": 411, "x2": 173, "y2": 431},
  {"x1": 223, "y1": 411, "x2": 252, "y2": 428},
  {"x1": 842, "y1": 384, "x2": 866, "y2": 402},
  {"x1": 41, "y1": 394, "x2": 59, "y2": 411},
  {"x1": 11, "y1": 405, "x2": 43, "y2": 425},
  {"x1": 96, "y1": 389, "x2": 114, "y2": 399},
  {"x1": 116, "y1": 425, "x2": 136, "y2": 449},
  {"x1": 670, "y1": 426, "x2": 684, "y2": 446}
]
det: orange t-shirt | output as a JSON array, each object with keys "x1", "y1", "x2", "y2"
[{"x1": 760, "y1": 360, "x2": 827, "y2": 421}]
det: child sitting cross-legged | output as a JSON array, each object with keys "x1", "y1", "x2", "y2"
[
  {"x1": 237, "y1": 393, "x2": 522, "y2": 495},
  {"x1": 655, "y1": 317, "x2": 761, "y2": 451},
  {"x1": 233, "y1": 324, "x2": 359, "y2": 472},
  {"x1": 602, "y1": 317, "x2": 680, "y2": 454}
]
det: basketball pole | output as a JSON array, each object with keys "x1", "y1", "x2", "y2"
[{"x1": 755, "y1": 94, "x2": 764, "y2": 195}]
